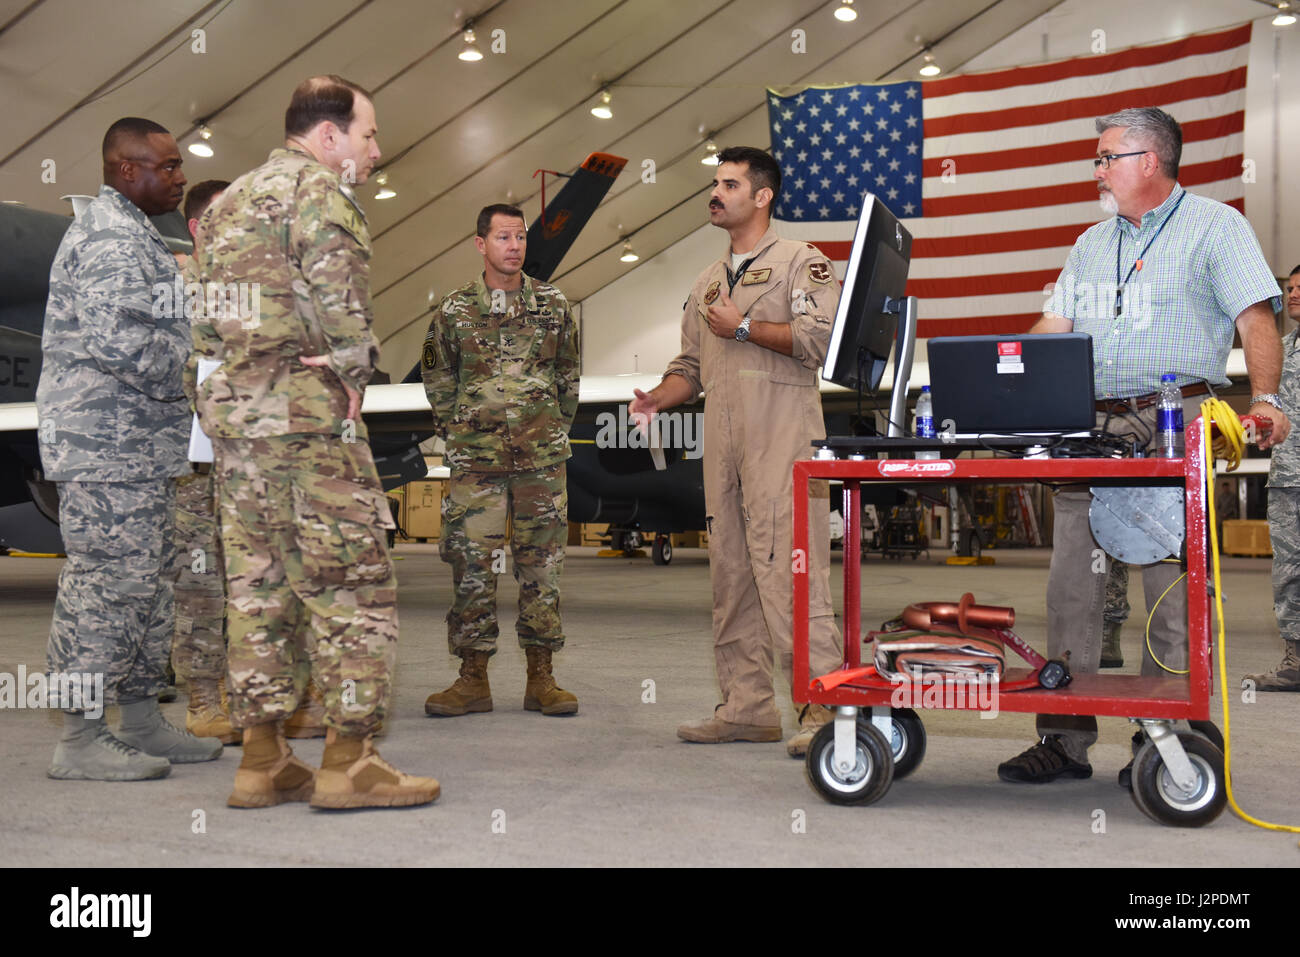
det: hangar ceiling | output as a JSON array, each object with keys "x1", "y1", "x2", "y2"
[{"x1": 0, "y1": 0, "x2": 1064, "y2": 373}]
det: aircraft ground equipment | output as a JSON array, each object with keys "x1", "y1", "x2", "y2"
[{"x1": 793, "y1": 422, "x2": 1227, "y2": 826}]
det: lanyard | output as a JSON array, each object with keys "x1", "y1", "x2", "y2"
[{"x1": 1113, "y1": 189, "x2": 1187, "y2": 317}]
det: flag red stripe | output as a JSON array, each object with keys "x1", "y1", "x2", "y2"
[
  {"x1": 922, "y1": 155, "x2": 1243, "y2": 217},
  {"x1": 920, "y1": 24, "x2": 1250, "y2": 98},
  {"x1": 906, "y1": 269, "x2": 1059, "y2": 299},
  {"x1": 918, "y1": 315, "x2": 1039, "y2": 337},
  {"x1": 924, "y1": 67, "x2": 1246, "y2": 138},
  {"x1": 919, "y1": 113, "x2": 1245, "y2": 177}
]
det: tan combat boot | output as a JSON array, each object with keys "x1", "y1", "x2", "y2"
[
  {"x1": 424, "y1": 650, "x2": 493, "y2": 716},
  {"x1": 284, "y1": 679, "x2": 327, "y2": 739},
  {"x1": 227, "y1": 722, "x2": 316, "y2": 808},
  {"x1": 1242, "y1": 638, "x2": 1300, "y2": 692},
  {"x1": 785, "y1": 703, "x2": 833, "y2": 758},
  {"x1": 186, "y1": 677, "x2": 240, "y2": 745},
  {"x1": 523, "y1": 646, "x2": 578, "y2": 716},
  {"x1": 310, "y1": 728, "x2": 440, "y2": 809}
]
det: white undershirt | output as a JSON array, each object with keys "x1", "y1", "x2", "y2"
[{"x1": 730, "y1": 249, "x2": 754, "y2": 272}]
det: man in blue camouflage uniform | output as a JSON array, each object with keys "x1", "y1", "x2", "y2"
[
  {"x1": 37, "y1": 117, "x2": 223, "y2": 781},
  {"x1": 194, "y1": 77, "x2": 438, "y2": 809},
  {"x1": 421, "y1": 204, "x2": 581, "y2": 718},
  {"x1": 1247, "y1": 265, "x2": 1300, "y2": 692}
]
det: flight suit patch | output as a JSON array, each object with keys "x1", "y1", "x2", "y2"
[
  {"x1": 808, "y1": 261, "x2": 832, "y2": 284},
  {"x1": 703, "y1": 280, "x2": 721, "y2": 305},
  {"x1": 740, "y1": 268, "x2": 771, "y2": 286}
]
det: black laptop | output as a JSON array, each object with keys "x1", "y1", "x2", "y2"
[{"x1": 926, "y1": 333, "x2": 1095, "y2": 435}]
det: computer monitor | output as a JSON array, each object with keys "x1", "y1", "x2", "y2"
[{"x1": 822, "y1": 193, "x2": 914, "y2": 393}]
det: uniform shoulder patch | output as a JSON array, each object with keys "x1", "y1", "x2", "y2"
[
  {"x1": 807, "y1": 261, "x2": 833, "y2": 284},
  {"x1": 422, "y1": 341, "x2": 438, "y2": 369},
  {"x1": 703, "y1": 280, "x2": 721, "y2": 305}
]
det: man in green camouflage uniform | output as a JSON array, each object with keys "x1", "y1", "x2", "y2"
[
  {"x1": 172, "y1": 179, "x2": 236, "y2": 743},
  {"x1": 174, "y1": 179, "x2": 325, "y2": 744},
  {"x1": 193, "y1": 76, "x2": 438, "y2": 808},
  {"x1": 1101, "y1": 560, "x2": 1128, "y2": 668},
  {"x1": 1247, "y1": 264, "x2": 1300, "y2": 691},
  {"x1": 421, "y1": 204, "x2": 581, "y2": 717},
  {"x1": 37, "y1": 117, "x2": 223, "y2": 781}
]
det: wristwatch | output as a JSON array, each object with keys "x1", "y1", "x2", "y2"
[
  {"x1": 1251, "y1": 393, "x2": 1283, "y2": 409},
  {"x1": 734, "y1": 316, "x2": 752, "y2": 342}
]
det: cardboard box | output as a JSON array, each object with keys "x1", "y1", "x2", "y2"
[
  {"x1": 1221, "y1": 519, "x2": 1271, "y2": 557},
  {"x1": 404, "y1": 480, "x2": 444, "y2": 541}
]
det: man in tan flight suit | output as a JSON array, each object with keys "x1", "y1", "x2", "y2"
[{"x1": 629, "y1": 146, "x2": 842, "y2": 756}]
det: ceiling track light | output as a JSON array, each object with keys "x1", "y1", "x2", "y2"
[
  {"x1": 591, "y1": 88, "x2": 613, "y2": 119},
  {"x1": 459, "y1": 21, "x2": 483, "y2": 60},
  {"x1": 1274, "y1": 2, "x2": 1296, "y2": 26},
  {"x1": 188, "y1": 123, "x2": 214, "y2": 158},
  {"x1": 834, "y1": 0, "x2": 857, "y2": 22},
  {"x1": 619, "y1": 238, "x2": 639, "y2": 263},
  {"x1": 374, "y1": 171, "x2": 396, "y2": 199},
  {"x1": 919, "y1": 50, "x2": 942, "y2": 77},
  {"x1": 701, "y1": 138, "x2": 720, "y2": 165}
]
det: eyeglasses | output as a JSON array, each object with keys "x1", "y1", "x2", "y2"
[{"x1": 1093, "y1": 151, "x2": 1148, "y2": 170}]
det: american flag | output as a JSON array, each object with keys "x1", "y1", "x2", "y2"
[{"x1": 766, "y1": 23, "x2": 1253, "y2": 338}]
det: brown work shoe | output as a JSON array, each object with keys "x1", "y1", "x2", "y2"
[
  {"x1": 425, "y1": 650, "x2": 493, "y2": 716},
  {"x1": 227, "y1": 722, "x2": 315, "y2": 808},
  {"x1": 1242, "y1": 639, "x2": 1300, "y2": 692},
  {"x1": 310, "y1": 729, "x2": 440, "y2": 810},
  {"x1": 523, "y1": 646, "x2": 578, "y2": 716},
  {"x1": 284, "y1": 679, "x2": 327, "y2": 738},
  {"x1": 677, "y1": 706, "x2": 782, "y2": 743},
  {"x1": 186, "y1": 677, "x2": 240, "y2": 745},
  {"x1": 785, "y1": 703, "x2": 833, "y2": 757}
]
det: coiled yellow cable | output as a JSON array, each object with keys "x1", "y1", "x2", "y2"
[{"x1": 1200, "y1": 400, "x2": 1300, "y2": 839}]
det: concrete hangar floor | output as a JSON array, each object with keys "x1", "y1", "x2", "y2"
[{"x1": 1, "y1": 544, "x2": 1297, "y2": 867}]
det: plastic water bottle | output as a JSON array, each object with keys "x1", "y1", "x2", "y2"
[
  {"x1": 915, "y1": 386, "x2": 940, "y2": 460},
  {"x1": 1157, "y1": 373, "x2": 1184, "y2": 458}
]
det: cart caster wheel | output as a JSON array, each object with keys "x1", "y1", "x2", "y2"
[
  {"x1": 805, "y1": 720, "x2": 894, "y2": 806},
  {"x1": 1129, "y1": 732, "x2": 1226, "y2": 828},
  {"x1": 652, "y1": 535, "x2": 673, "y2": 565},
  {"x1": 1038, "y1": 659, "x2": 1072, "y2": 690},
  {"x1": 859, "y1": 709, "x2": 925, "y2": 779},
  {"x1": 1188, "y1": 719, "x2": 1224, "y2": 752}
]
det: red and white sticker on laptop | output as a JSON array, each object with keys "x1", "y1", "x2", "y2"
[
  {"x1": 878, "y1": 460, "x2": 957, "y2": 477},
  {"x1": 997, "y1": 340, "x2": 1024, "y2": 375}
]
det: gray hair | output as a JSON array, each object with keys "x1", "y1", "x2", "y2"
[{"x1": 1095, "y1": 107, "x2": 1182, "y2": 179}]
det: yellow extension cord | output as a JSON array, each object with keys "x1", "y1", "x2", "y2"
[{"x1": 1199, "y1": 397, "x2": 1300, "y2": 840}]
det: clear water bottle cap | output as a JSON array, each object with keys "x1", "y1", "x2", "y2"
[{"x1": 1161, "y1": 373, "x2": 1176, "y2": 382}]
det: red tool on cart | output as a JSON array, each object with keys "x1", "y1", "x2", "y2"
[{"x1": 791, "y1": 412, "x2": 1266, "y2": 827}]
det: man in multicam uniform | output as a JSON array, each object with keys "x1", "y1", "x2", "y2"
[
  {"x1": 1246, "y1": 264, "x2": 1300, "y2": 692},
  {"x1": 38, "y1": 117, "x2": 222, "y2": 781},
  {"x1": 628, "y1": 147, "x2": 844, "y2": 757},
  {"x1": 421, "y1": 204, "x2": 581, "y2": 718},
  {"x1": 193, "y1": 76, "x2": 438, "y2": 809}
]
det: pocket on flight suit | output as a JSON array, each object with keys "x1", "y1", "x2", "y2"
[
  {"x1": 743, "y1": 498, "x2": 779, "y2": 565},
  {"x1": 291, "y1": 474, "x2": 394, "y2": 588}
]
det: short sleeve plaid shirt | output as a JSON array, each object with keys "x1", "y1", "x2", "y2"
[{"x1": 1043, "y1": 184, "x2": 1282, "y2": 399}]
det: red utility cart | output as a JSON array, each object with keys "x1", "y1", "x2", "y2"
[{"x1": 792, "y1": 419, "x2": 1226, "y2": 826}]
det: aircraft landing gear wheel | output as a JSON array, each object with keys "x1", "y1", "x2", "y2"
[
  {"x1": 957, "y1": 529, "x2": 981, "y2": 559},
  {"x1": 805, "y1": 720, "x2": 894, "y2": 806},
  {"x1": 652, "y1": 535, "x2": 672, "y2": 565},
  {"x1": 881, "y1": 708, "x2": 926, "y2": 779},
  {"x1": 1129, "y1": 732, "x2": 1226, "y2": 828}
]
